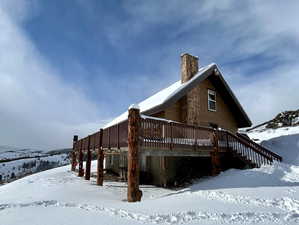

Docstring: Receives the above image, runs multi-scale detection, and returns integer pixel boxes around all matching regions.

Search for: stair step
[229,150,260,167]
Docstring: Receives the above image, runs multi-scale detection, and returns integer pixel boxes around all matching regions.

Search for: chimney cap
[180,53,199,59]
[128,103,140,110]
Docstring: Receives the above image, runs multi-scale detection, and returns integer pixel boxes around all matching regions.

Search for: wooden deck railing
[141,118,214,150]
[102,120,128,149]
[139,118,282,167]
[73,116,282,167]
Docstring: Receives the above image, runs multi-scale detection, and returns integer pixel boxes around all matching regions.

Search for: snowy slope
[0,128,299,224]
[248,126,299,166]
[247,126,299,143]
[0,146,70,183]
[0,163,299,224]
[0,154,69,183]
[0,145,44,160]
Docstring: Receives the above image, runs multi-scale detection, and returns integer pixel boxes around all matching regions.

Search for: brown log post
[71,135,78,171]
[97,129,104,186]
[170,122,173,150]
[127,106,142,202]
[108,127,111,149]
[85,136,91,180]
[210,130,221,176]
[117,123,120,149]
[78,140,84,177]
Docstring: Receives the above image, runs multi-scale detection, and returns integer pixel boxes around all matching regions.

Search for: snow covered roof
[104,63,251,128]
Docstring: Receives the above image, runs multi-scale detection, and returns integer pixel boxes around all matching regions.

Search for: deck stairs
[220,130,282,168]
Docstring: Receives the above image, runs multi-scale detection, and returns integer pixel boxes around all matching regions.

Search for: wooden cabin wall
[150,111,165,118]
[160,78,238,133]
[195,78,238,133]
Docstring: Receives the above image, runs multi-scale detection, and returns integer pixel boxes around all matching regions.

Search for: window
[208,89,216,111]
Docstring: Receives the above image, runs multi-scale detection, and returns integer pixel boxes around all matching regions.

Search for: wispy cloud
[0,0,298,150]
[0,2,105,150]
[117,0,299,123]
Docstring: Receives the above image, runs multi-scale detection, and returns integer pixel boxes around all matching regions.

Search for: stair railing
[223,131,282,167]
[236,132,282,162]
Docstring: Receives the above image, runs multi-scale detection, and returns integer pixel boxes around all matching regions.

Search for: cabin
[71,53,282,202]
[104,53,251,132]
[103,53,256,185]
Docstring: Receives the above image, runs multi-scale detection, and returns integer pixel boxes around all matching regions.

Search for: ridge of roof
[103,62,252,128]
[103,64,215,128]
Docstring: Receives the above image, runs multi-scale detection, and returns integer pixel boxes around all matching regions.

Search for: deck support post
[211,130,221,176]
[97,129,104,186]
[127,107,142,202]
[85,136,91,180]
[78,140,84,177]
[71,135,78,171]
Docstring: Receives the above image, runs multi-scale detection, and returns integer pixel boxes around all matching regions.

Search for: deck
[71,108,282,202]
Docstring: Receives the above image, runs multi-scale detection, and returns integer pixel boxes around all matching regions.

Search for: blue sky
[0,0,299,149]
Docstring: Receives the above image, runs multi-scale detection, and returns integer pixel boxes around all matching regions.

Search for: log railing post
[127,105,142,202]
[117,124,120,149]
[78,140,84,177]
[170,122,173,150]
[97,129,104,186]
[71,135,78,171]
[85,136,91,180]
[210,130,221,176]
[108,127,111,149]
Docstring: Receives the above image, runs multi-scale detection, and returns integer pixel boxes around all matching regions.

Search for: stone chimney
[180,53,200,126]
[181,53,199,83]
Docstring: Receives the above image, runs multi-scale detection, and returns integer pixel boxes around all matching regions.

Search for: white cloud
[68,0,299,126]
[120,0,299,124]
[229,64,299,124]
[0,3,104,150]
[1,0,298,152]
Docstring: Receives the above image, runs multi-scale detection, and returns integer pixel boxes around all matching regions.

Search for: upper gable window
[208,89,216,112]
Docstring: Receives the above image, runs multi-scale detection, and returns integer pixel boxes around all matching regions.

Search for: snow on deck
[103,64,215,128]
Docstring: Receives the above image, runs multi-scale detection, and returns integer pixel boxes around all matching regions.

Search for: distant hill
[0,145,71,184]
[247,109,299,132]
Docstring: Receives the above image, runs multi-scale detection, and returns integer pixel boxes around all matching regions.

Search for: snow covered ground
[0,145,70,183]
[248,125,299,166]
[0,163,299,224]
[0,154,69,183]
[0,127,298,224]
[247,125,299,143]
[0,145,44,160]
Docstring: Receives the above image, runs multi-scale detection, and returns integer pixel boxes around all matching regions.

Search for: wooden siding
[160,77,238,133]
[151,111,165,119]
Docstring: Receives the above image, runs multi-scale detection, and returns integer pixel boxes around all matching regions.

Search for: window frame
[207,89,216,112]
